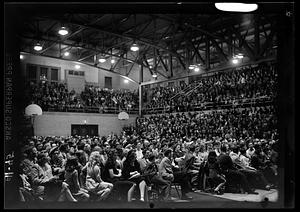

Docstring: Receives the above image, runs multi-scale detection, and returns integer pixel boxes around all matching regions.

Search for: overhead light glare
[64,51,70,57]
[58,26,69,36]
[130,43,139,51]
[99,58,106,63]
[20,55,24,59]
[194,67,200,72]
[236,54,244,59]
[215,3,258,12]
[124,79,129,83]
[34,43,43,51]
[111,59,116,64]
[189,65,195,70]
[75,64,80,69]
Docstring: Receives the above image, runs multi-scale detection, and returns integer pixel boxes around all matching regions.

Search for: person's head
[59,143,69,153]
[164,149,173,159]
[189,145,196,153]
[148,154,156,162]
[220,144,227,153]
[143,149,151,159]
[65,156,79,172]
[126,150,137,163]
[88,151,101,165]
[37,153,50,166]
[136,142,142,150]
[207,151,217,163]
[107,149,118,162]
[36,143,43,152]
[240,148,246,156]
[232,146,239,154]
[248,142,254,150]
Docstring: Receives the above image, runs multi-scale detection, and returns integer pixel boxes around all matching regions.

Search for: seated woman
[64,157,90,201]
[122,150,147,202]
[203,151,226,194]
[102,149,136,202]
[84,151,113,201]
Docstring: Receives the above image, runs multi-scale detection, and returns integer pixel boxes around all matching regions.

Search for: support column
[139,65,143,116]
[205,37,210,70]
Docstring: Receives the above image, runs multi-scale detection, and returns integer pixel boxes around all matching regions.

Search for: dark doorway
[71,124,98,136]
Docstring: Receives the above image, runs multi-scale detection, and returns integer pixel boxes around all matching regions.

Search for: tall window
[51,68,58,81]
[40,67,48,81]
[26,64,37,80]
[104,77,112,89]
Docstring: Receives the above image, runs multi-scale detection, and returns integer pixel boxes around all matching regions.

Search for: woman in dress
[122,150,147,201]
[84,151,113,201]
[103,149,136,202]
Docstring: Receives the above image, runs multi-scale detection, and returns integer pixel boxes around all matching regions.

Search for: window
[69,70,74,75]
[74,71,79,76]
[51,68,58,81]
[40,67,48,80]
[26,65,37,80]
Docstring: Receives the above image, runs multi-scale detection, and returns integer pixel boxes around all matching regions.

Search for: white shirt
[136,149,143,160]
[246,148,255,158]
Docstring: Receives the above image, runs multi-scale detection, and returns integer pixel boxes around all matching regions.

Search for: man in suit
[159,149,192,200]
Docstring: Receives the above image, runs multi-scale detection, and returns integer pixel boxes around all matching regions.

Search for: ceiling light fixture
[58,26,69,36]
[188,65,195,70]
[130,43,139,51]
[64,51,70,57]
[124,79,129,83]
[215,3,258,12]
[99,58,106,63]
[236,53,244,59]
[75,64,80,69]
[152,73,158,78]
[20,55,24,59]
[33,42,43,51]
[111,58,116,64]
[194,67,200,72]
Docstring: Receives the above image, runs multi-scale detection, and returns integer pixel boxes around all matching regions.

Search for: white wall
[20,54,139,91]
[34,112,138,137]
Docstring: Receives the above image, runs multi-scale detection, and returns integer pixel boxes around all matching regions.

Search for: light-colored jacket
[158,157,174,181]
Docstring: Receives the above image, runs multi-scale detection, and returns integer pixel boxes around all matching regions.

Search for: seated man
[143,154,171,201]
[158,149,192,200]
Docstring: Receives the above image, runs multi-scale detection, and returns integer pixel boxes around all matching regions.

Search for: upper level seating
[143,63,277,114]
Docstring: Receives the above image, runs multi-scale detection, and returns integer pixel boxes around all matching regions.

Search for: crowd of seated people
[25,82,139,113]
[15,106,278,203]
[25,81,84,112]
[80,85,139,111]
[144,63,277,113]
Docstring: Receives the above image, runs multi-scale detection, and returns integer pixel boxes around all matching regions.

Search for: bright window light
[130,43,139,51]
[64,51,70,57]
[215,3,258,12]
[58,27,69,36]
[75,65,80,69]
[33,43,43,51]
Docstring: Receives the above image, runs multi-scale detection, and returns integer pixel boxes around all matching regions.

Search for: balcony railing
[142,96,275,115]
[46,105,139,114]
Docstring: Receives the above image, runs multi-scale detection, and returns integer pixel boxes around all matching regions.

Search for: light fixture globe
[215,3,258,12]
[34,43,43,51]
[58,26,69,36]
[75,64,80,69]
[194,67,200,72]
[64,51,70,57]
[25,104,43,116]
[188,65,195,70]
[130,43,139,51]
